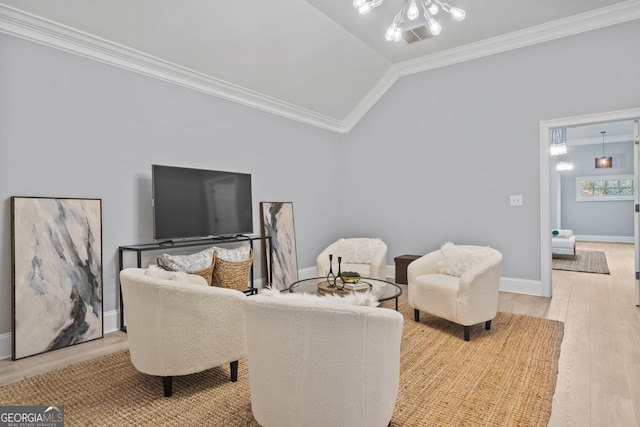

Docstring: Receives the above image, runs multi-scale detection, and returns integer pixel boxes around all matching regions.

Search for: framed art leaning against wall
[11,196,103,360]
[260,202,298,291]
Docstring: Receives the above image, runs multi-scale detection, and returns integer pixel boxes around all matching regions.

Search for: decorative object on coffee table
[317,279,372,295]
[317,238,388,280]
[260,202,298,290]
[290,277,402,310]
[341,271,361,283]
[326,254,337,287]
[11,196,103,360]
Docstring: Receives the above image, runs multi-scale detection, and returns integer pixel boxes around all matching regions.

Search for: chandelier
[549,128,567,156]
[595,130,612,168]
[353,0,466,42]
[556,157,574,172]
[550,128,573,171]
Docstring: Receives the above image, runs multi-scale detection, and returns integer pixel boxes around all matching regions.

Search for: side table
[394,254,421,284]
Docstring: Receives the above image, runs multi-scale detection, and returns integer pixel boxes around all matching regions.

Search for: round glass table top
[289,277,402,307]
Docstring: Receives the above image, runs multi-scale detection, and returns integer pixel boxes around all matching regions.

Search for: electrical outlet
[510,195,523,206]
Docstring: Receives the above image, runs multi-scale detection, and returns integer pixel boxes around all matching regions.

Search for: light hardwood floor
[1,241,638,426]
[499,241,640,427]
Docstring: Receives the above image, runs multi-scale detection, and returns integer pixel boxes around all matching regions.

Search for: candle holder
[335,256,345,290]
[326,254,337,287]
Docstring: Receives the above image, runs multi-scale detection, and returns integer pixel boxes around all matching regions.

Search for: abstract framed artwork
[260,202,298,291]
[11,196,103,360]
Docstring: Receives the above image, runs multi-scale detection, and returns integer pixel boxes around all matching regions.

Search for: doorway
[539,108,640,299]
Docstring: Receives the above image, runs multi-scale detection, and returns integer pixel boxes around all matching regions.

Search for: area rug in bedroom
[552,250,610,274]
[0,299,564,426]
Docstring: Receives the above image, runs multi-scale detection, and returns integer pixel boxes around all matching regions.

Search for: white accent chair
[119,268,247,397]
[551,229,576,258]
[316,238,388,280]
[407,245,502,341]
[244,292,404,427]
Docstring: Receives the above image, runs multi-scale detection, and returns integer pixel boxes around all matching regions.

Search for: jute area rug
[552,250,610,274]
[0,299,564,426]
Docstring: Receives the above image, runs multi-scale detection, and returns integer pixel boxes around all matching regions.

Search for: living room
[1,1,640,425]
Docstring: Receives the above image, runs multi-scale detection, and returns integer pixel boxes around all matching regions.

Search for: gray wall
[339,20,640,280]
[1,20,640,339]
[0,35,343,337]
[560,140,634,237]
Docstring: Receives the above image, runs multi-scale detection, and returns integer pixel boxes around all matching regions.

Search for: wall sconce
[595,131,612,169]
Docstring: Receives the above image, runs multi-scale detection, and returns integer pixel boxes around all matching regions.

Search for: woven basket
[211,249,253,291]
[156,256,215,285]
[192,262,215,285]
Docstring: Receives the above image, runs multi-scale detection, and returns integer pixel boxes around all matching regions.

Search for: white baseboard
[0,309,121,360]
[499,276,545,296]
[576,235,633,243]
[0,333,11,360]
[298,266,318,280]
[307,265,545,297]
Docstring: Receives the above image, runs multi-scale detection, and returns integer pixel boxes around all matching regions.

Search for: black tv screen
[152,165,253,241]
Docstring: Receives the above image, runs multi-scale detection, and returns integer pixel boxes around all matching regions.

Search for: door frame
[539,107,640,298]
[635,120,640,306]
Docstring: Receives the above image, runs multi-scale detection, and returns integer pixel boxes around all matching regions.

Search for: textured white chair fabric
[407,245,502,341]
[316,238,388,280]
[120,268,247,396]
[551,229,576,257]
[244,293,404,427]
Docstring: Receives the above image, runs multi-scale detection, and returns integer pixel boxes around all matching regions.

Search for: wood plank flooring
[498,241,639,427]
[0,241,638,426]
[546,242,640,427]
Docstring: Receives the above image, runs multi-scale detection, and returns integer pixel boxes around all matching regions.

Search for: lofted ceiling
[1,0,639,132]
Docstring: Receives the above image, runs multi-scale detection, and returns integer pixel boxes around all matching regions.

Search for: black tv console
[118,235,272,332]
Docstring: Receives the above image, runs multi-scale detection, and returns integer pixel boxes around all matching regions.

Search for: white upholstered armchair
[316,238,388,280]
[244,292,404,427]
[407,244,502,341]
[119,268,247,396]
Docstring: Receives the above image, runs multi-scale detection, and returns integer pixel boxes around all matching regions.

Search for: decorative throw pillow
[437,242,493,277]
[260,287,379,307]
[157,246,214,272]
[212,245,251,262]
[145,265,195,283]
[337,238,381,264]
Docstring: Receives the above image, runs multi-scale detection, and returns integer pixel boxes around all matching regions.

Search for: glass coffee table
[289,277,402,310]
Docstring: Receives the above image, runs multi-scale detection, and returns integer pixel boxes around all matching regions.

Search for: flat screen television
[152,164,253,242]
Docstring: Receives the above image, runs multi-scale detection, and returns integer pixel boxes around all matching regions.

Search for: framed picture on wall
[260,202,299,291]
[11,196,103,360]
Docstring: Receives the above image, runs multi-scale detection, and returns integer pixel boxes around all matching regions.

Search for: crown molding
[395,0,640,76]
[341,67,400,132]
[0,4,344,133]
[347,1,640,132]
[1,2,639,134]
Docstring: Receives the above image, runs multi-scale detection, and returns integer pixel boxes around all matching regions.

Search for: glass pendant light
[550,128,567,156]
[353,0,465,41]
[556,154,574,171]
